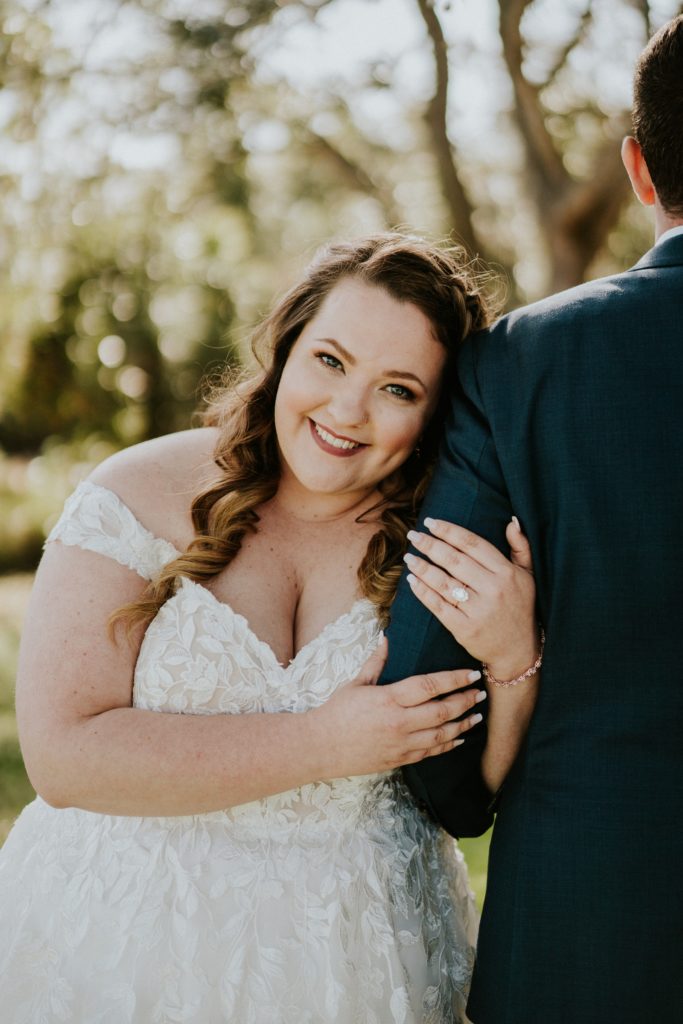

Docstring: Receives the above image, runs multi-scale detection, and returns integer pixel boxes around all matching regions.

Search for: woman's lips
[308,419,368,457]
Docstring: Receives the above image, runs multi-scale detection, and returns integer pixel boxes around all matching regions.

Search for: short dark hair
[633,15,683,216]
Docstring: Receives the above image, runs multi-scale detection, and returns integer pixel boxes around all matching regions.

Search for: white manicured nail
[424,517,436,530]
[475,690,488,703]
[468,670,482,682]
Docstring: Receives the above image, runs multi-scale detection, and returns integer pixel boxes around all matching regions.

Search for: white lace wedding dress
[0,482,477,1023]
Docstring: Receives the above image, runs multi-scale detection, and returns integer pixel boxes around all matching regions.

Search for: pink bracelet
[482,629,545,687]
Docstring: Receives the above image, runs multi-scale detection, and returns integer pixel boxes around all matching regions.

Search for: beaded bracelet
[482,629,545,687]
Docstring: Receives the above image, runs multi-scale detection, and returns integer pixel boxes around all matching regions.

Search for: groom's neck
[653,202,683,241]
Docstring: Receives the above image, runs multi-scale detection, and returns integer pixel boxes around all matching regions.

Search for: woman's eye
[317,352,343,370]
[385,383,415,401]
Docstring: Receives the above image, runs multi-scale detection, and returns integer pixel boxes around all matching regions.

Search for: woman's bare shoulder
[88,427,221,547]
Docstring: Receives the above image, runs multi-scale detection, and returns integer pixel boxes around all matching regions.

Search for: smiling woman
[273,277,446,507]
[0,234,539,1023]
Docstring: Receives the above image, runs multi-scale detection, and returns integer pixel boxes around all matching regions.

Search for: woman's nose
[326,384,370,429]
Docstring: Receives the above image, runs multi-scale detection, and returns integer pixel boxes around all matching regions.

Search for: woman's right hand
[310,636,486,778]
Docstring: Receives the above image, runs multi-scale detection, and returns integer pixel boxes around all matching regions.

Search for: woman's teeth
[314,424,361,450]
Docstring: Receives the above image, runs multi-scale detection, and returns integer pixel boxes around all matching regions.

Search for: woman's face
[274,277,447,506]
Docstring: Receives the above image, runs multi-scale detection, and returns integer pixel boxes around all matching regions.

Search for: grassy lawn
[459,830,492,910]
[0,716,35,845]
[0,572,491,904]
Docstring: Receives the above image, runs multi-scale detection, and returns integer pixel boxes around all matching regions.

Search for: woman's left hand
[404,516,538,680]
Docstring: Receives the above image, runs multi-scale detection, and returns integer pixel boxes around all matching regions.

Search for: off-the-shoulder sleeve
[45,480,180,581]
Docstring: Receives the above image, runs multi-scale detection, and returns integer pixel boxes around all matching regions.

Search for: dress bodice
[48,481,387,832]
[48,481,380,717]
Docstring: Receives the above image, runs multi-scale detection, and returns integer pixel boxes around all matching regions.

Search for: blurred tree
[0,0,244,456]
[420,0,665,291]
[141,0,678,295]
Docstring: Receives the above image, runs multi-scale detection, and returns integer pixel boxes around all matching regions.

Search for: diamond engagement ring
[451,585,469,604]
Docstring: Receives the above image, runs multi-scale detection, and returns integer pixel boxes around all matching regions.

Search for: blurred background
[1,0,680,902]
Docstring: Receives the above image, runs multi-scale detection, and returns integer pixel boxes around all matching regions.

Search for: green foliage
[0,733,35,847]
[0,574,32,712]
[0,241,239,456]
[460,831,492,911]
[0,440,120,571]
[0,575,34,846]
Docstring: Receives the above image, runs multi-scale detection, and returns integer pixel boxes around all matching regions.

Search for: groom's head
[622,14,683,225]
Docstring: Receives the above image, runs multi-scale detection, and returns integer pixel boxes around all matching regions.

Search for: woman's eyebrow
[316,338,356,364]
[317,338,427,390]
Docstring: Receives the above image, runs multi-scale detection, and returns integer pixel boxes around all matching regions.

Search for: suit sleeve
[379,334,513,837]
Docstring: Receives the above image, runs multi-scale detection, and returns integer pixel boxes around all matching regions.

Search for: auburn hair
[112,233,493,633]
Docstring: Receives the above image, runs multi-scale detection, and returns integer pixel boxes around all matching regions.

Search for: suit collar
[630,232,683,272]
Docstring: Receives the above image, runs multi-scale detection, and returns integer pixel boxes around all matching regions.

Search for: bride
[0,234,538,1022]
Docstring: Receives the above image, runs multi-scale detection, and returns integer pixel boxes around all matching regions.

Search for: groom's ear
[621,136,656,206]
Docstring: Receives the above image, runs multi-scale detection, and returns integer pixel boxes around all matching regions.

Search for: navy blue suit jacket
[381,234,683,1023]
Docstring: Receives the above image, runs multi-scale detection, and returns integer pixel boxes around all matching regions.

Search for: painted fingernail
[404,552,417,566]
[424,517,436,530]
[453,739,465,747]
[406,573,417,586]
[475,690,488,703]
[467,670,482,682]
[511,515,521,530]
[406,530,420,544]
[470,712,483,725]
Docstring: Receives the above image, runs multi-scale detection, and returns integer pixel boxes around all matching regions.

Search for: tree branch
[302,129,401,225]
[541,3,593,89]
[415,0,480,255]
[631,0,653,37]
[498,0,567,193]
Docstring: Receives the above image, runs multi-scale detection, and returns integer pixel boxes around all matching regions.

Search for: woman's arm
[400,516,540,794]
[478,666,539,796]
[16,541,485,816]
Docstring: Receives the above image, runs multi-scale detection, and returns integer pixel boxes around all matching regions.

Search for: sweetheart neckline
[176,578,374,671]
[78,480,377,671]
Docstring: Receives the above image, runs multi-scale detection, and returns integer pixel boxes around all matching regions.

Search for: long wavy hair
[113,233,493,633]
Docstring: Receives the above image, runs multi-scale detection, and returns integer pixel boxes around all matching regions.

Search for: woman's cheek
[380,407,425,462]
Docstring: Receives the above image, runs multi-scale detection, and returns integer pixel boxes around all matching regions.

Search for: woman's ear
[621,136,656,207]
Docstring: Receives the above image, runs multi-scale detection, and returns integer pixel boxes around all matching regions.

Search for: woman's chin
[282,469,377,504]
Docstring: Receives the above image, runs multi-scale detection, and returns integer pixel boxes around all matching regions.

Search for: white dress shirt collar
[655,223,683,247]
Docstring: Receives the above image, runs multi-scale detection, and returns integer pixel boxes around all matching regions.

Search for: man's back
[468,236,683,1022]
[382,234,683,1022]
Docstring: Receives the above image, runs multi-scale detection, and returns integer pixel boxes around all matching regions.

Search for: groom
[382,15,683,1024]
